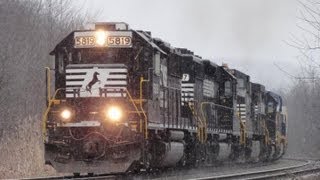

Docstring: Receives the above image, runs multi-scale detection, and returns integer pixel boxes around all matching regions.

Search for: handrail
[123,88,142,118]
[139,76,149,139]
[123,88,143,134]
[45,67,51,106]
[235,106,247,145]
[201,102,234,111]
[42,88,64,142]
[200,102,235,143]
[188,101,206,143]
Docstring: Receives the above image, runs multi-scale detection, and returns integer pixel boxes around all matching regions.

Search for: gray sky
[77,0,301,91]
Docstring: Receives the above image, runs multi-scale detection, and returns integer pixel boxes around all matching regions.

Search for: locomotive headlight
[96,31,106,46]
[105,106,123,122]
[60,109,72,121]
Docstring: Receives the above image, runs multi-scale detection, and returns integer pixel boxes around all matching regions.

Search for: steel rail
[21,172,126,180]
[245,163,320,180]
[196,159,311,180]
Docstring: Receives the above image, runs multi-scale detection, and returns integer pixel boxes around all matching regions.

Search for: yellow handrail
[124,88,143,134]
[139,76,149,139]
[188,101,206,143]
[45,67,50,106]
[123,89,142,118]
[236,107,247,145]
[200,102,235,143]
[42,88,63,142]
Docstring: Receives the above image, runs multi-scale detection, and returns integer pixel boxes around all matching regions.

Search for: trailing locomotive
[43,22,288,174]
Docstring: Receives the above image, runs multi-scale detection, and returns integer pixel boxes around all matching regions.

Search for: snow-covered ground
[0,116,57,179]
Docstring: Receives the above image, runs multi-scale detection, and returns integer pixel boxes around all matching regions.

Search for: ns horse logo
[85,72,101,94]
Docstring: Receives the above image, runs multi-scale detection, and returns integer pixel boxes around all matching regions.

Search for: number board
[74,31,132,48]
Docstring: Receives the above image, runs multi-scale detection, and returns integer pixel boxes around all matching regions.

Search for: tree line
[0,0,96,178]
[0,0,94,135]
[285,0,320,157]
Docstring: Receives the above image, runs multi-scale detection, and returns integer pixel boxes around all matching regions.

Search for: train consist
[43,22,288,174]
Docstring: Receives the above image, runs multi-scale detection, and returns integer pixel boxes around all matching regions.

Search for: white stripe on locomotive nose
[66,75,127,81]
[104,81,127,85]
[66,68,127,73]
[66,80,127,86]
[66,75,87,80]
[65,92,127,97]
[181,88,194,92]
[236,104,246,107]
[106,75,127,79]
[181,82,195,103]
[66,68,91,73]
[66,81,127,86]
[181,83,194,88]
[183,93,194,96]
[106,93,127,97]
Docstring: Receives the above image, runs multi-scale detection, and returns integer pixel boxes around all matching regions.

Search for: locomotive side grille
[65,64,127,98]
[181,83,194,105]
[203,79,215,98]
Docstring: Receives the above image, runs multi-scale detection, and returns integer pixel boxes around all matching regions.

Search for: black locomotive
[43,22,287,174]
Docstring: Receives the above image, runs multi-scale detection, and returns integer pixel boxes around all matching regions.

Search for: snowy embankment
[0,115,56,179]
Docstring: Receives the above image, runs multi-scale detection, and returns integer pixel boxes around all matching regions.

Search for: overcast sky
[76,0,301,91]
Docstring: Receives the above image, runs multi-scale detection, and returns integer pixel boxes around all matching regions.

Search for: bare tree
[0,0,97,177]
[285,0,320,158]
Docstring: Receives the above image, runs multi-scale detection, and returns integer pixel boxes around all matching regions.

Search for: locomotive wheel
[204,143,212,164]
[184,135,198,167]
[205,142,219,164]
[245,146,252,160]
[281,142,286,156]
[177,153,187,167]
[265,145,273,161]
[274,142,284,159]
[259,142,268,162]
[229,144,239,160]
[245,140,252,160]
[127,160,143,173]
[194,143,203,167]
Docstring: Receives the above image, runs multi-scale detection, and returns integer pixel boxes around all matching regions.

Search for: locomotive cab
[265,91,287,158]
[251,83,266,136]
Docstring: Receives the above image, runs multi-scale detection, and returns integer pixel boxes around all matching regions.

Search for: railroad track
[23,159,318,180]
[21,172,125,180]
[197,159,319,180]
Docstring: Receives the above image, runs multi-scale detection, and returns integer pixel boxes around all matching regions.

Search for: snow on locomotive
[43,22,288,174]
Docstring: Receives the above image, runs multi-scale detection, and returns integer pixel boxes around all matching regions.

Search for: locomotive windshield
[71,48,131,64]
